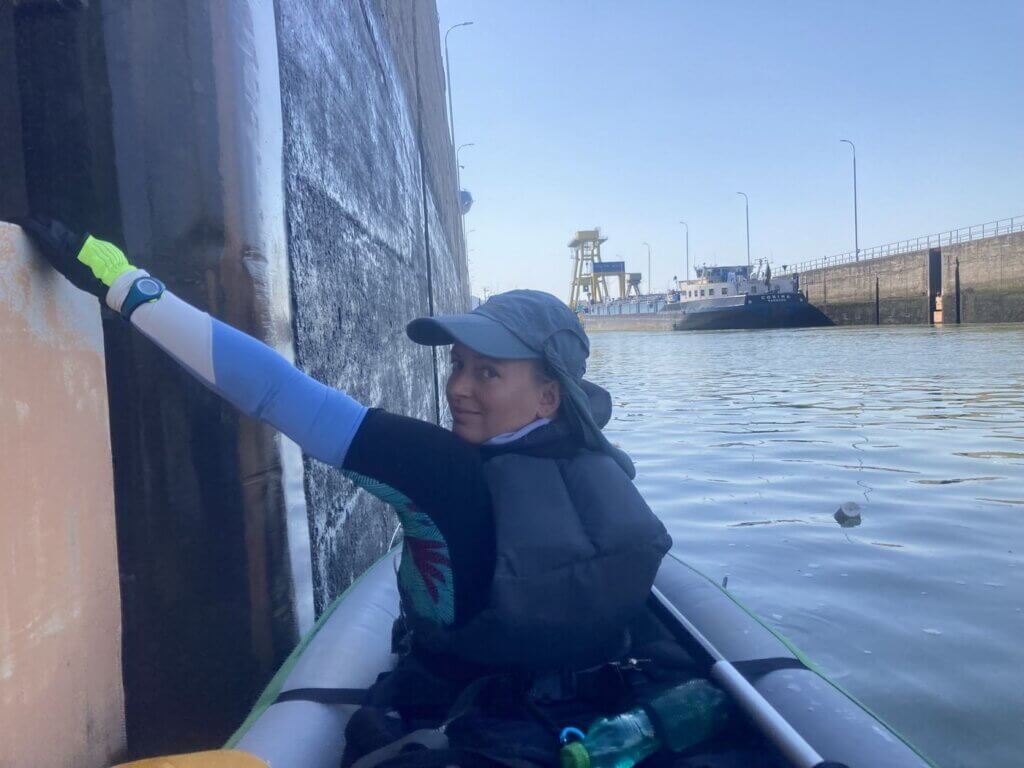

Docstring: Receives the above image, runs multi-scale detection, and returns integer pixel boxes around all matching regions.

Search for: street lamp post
[457,142,474,170]
[454,142,474,288]
[444,21,473,216]
[642,242,652,294]
[444,21,473,146]
[840,139,859,260]
[736,192,750,269]
[679,220,689,283]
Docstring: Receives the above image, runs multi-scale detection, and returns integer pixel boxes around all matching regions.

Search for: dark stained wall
[0,2,27,219]
[97,1,299,756]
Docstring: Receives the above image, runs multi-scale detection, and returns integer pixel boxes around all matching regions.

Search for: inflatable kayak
[119,549,934,768]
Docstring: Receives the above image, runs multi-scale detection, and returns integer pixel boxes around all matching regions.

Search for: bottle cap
[559,741,590,768]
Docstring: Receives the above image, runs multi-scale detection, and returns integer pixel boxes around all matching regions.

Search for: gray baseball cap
[406,310,540,360]
[407,290,635,477]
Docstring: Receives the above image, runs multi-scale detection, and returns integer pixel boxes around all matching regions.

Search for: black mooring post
[875,276,880,325]
[955,258,962,324]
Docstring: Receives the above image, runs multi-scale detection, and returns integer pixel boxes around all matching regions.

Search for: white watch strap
[106,268,150,313]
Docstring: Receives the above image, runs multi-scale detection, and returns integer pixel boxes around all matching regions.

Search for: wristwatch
[120,275,166,319]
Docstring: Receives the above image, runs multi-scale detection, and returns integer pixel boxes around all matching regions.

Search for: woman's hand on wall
[13,216,137,300]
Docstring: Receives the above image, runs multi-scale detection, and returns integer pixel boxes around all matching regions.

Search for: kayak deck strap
[731,656,807,680]
[274,687,369,706]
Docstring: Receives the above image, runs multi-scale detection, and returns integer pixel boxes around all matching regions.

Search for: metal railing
[779,215,1024,274]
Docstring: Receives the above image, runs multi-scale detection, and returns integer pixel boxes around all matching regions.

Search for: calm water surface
[588,324,1024,768]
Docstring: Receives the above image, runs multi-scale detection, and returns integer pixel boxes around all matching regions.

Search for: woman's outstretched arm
[110,269,367,466]
[15,217,366,466]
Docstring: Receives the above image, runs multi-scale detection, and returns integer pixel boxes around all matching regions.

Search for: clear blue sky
[436,0,1024,300]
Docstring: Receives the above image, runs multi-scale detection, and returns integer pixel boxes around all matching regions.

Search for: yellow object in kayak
[113,749,268,768]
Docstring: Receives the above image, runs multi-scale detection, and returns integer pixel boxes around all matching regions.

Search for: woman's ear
[537,380,562,419]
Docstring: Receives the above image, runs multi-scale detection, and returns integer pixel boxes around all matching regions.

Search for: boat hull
[674,293,833,331]
[217,548,931,768]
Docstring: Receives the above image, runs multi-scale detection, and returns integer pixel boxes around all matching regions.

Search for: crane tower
[568,229,611,310]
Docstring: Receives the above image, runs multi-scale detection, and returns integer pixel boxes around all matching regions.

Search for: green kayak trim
[224,551,395,748]
[666,551,937,768]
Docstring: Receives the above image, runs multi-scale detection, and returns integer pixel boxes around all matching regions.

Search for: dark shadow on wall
[6,1,293,757]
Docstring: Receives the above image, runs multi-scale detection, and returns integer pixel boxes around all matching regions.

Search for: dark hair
[531,359,556,385]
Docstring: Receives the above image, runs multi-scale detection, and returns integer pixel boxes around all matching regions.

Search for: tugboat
[671,262,832,331]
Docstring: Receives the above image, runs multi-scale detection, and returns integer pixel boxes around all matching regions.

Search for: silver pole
[652,588,825,768]
[679,220,689,282]
[840,139,859,260]
[642,242,652,293]
[444,21,473,147]
[737,192,750,269]
[445,21,474,210]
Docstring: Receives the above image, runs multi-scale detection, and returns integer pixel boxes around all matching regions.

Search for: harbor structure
[577,218,1024,331]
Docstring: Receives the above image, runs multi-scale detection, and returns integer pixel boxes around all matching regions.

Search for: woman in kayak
[16,217,671,684]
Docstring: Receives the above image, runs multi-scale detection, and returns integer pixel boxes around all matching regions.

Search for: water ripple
[589,324,1024,768]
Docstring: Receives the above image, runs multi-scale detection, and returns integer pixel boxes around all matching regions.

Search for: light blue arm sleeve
[125,285,366,466]
[211,320,367,466]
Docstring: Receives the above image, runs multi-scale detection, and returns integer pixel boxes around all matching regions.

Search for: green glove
[13,216,137,299]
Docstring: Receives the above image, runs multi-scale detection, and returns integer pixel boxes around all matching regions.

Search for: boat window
[700,289,705,297]
[722,288,728,295]
[709,288,715,296]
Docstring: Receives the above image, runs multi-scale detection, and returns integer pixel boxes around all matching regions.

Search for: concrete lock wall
[800,251,931,325]
[0,225,126,767]
[942,232,1024,324]
[800,230,1024,326]
[2,0,466,759]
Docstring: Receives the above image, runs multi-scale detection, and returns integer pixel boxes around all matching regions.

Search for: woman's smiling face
[445,342,561,444]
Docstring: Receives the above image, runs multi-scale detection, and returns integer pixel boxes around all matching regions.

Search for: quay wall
[798,230,1024,326]
[1,0,465,760]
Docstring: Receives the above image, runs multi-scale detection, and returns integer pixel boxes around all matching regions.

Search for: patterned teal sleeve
[343,470,455,627]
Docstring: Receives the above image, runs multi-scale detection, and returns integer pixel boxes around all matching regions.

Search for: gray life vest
[410,450,673,671]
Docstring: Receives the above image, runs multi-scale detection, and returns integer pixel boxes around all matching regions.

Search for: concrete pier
[583,311,681,332]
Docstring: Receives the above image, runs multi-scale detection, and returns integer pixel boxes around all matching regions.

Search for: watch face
[137,278,161,297]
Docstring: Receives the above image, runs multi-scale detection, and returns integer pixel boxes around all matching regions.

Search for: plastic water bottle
[559,679,730,768]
